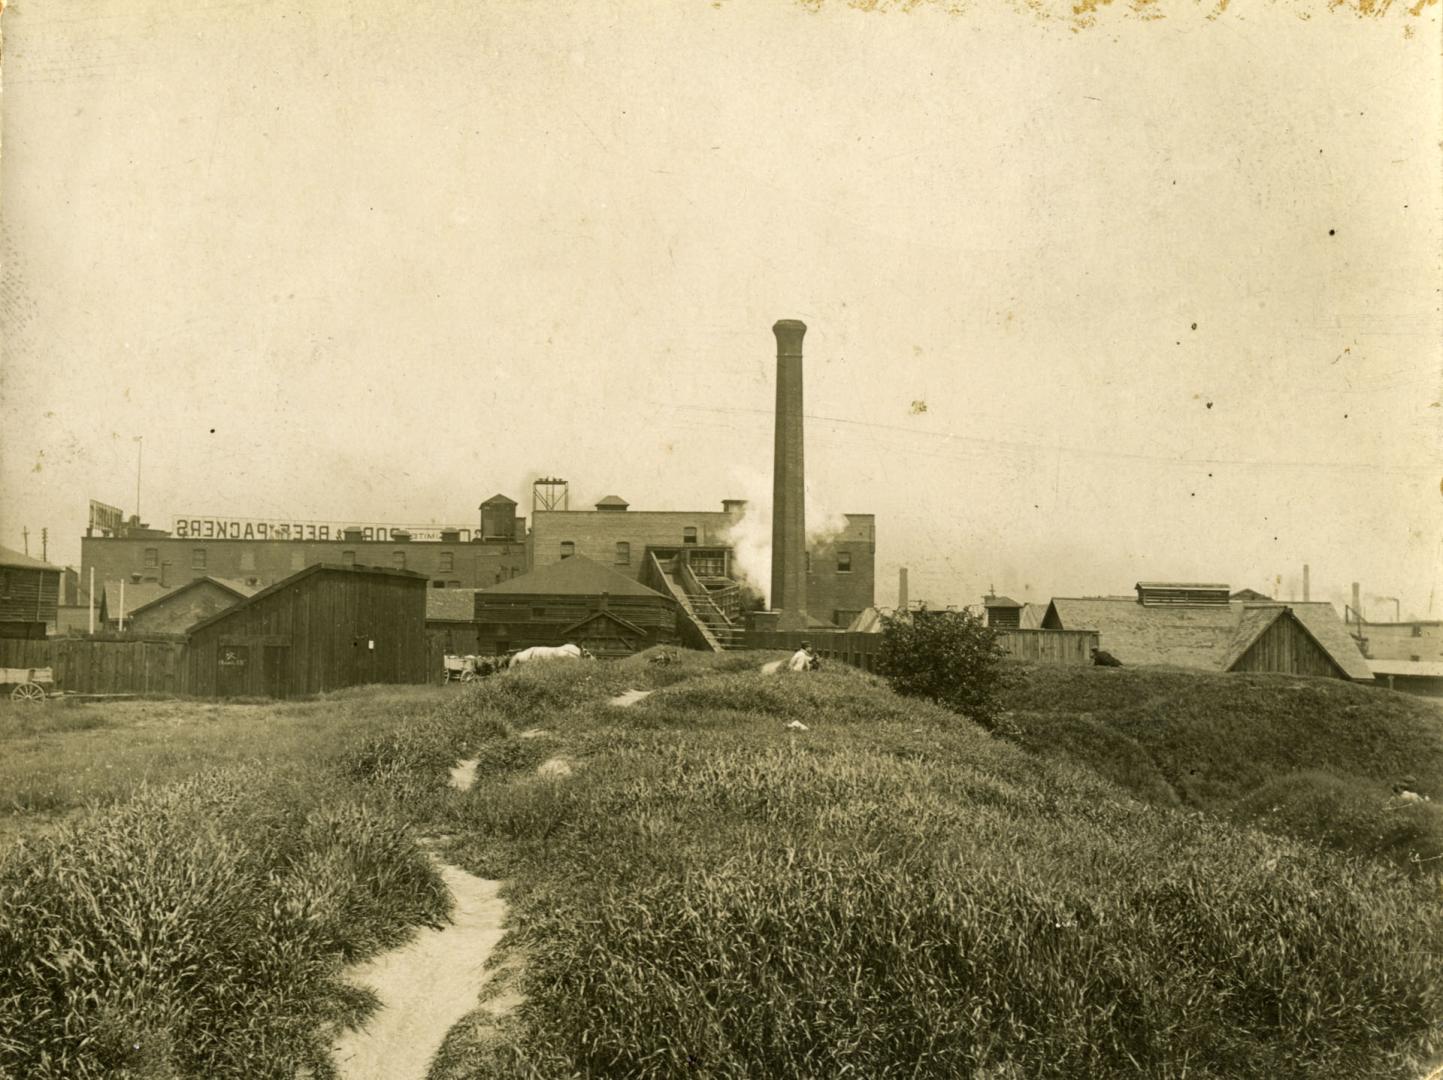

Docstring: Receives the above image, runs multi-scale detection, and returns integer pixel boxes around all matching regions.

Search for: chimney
[898,567,909,611]
[1352,581,1362,624]
[722,498,748,516]
[771,319,808,630]
[1303,564,1310,602]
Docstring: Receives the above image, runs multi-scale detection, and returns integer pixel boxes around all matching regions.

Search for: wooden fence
[739,627,1099,672]
[740,630,884,672]
[0,636,189,695]
[995,629,1099,665]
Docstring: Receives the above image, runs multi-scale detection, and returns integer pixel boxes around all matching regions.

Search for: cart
[1,667,54,702]
[443,654,481,683]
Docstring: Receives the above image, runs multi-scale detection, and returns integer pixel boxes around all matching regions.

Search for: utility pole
[135,436,144,524]
[21,526,28,556]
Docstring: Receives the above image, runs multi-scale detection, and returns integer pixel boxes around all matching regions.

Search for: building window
[1412,625,1424,637]
[192,548,207,570]
[144,548,159,569]
[439,551,454,572]
[615,541,630,565]
[342,550,356,567]
[448,580,461,588]
[837,551,852,573]
[239,549,256,571]
[560,541,575,559]
[392,551,406,569]
[432,580,446,588]
[683,527,697,545]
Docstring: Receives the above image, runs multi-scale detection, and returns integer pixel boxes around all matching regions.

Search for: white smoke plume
[721,466,852,609]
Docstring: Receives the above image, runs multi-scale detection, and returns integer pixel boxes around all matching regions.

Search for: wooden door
[216,644,249,697]
[263,645,290,699]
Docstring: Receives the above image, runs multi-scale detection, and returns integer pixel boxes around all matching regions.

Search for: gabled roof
[1019,603,1049,629]
[125,576,258,617]
[983,595,1023,608]
[594,495,629,508]
[481,555,670,600]
[1230,588,1274,602]
[102,580,172,617]
[427,589,479,622]
[186,563,428,635]
[561,608,647,638]
[1043,596,1372,679]
[0,545,62,572]
[479,493,517,506]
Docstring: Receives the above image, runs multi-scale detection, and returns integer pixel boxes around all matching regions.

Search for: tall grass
[430,663,1443,1078]
[0,693,455,1079]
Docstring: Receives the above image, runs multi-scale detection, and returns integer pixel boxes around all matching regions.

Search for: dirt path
[331,861,507,1080]
[608,688,653,707]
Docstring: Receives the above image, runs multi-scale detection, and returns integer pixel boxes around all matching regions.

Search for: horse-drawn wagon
[1,667,55,702]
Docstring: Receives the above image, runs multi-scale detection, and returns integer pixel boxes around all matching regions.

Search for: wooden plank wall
[995,629,1099,665]
[0,637,188,694]
[1233,616,1345,679]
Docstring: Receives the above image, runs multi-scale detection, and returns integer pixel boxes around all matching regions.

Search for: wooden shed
[0,545,62,637]
[187,563,428,698]
[473,555,677,658]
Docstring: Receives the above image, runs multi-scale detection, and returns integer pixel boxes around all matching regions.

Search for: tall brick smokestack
[771,319,808,630]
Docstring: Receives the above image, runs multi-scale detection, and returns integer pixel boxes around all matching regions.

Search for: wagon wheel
[460,670,477,682]
[11,682,46,703]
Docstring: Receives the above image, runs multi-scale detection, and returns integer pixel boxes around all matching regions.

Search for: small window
[432,580,446,589]
[392,551,406,570]
[144,548,159,569]
[192,548,207,570]
[342,550,356,567]
[448,579,461,588]
[683,527,697,545]
[560,541,575,560]
[1412,625,1424,638]
[615,541,630,565]
[837,551,852,573]
[439,551,454,572]
[239,549,256,571]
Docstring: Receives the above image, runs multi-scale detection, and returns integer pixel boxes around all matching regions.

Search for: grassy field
[419,655,1443,1079]
[3,658,1442,1078]
[0,686,452,851]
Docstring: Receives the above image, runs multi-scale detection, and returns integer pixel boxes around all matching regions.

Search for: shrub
[876,607,1011,729]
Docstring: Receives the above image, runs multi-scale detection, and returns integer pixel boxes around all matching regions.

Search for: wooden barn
[1042,583,1373,681]
[473,555,677,658]
[0,545,62,638]
[187,563,428,698]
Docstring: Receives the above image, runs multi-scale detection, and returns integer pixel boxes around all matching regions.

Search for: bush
[876,607,1011,729]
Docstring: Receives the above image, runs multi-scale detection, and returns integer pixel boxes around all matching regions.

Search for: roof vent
[1135,582,1231,606]
[595,495,629,512]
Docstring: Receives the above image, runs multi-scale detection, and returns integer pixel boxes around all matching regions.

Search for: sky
[2,0,1440,618]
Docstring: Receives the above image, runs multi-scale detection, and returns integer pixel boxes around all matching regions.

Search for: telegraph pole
[41,528,48,562]
[21,526,28,556]
[135,436,144,523]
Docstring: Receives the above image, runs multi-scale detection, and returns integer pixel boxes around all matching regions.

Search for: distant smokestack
[1352,581,1362,624]
[898,567,909,611]
[1303,564,1310,602]
[771,319,808,630]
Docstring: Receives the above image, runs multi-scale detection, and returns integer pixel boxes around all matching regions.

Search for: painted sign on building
[172,515,474,543]
[89,500,125,535]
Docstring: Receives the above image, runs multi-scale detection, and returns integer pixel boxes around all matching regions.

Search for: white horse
[508,643,595,668]
[761,648,821,675]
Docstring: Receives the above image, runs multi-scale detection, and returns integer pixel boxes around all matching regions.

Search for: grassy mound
[431,662,1443,1079]
[1001,664,1443,873]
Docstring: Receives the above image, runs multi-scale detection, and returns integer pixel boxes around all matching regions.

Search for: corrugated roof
[1043,597,1372,679]
[427,589,478,622]
[481,555,669,599]
[0,545,62,572]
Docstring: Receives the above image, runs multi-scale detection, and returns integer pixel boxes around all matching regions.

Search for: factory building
[79,496,528,593]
